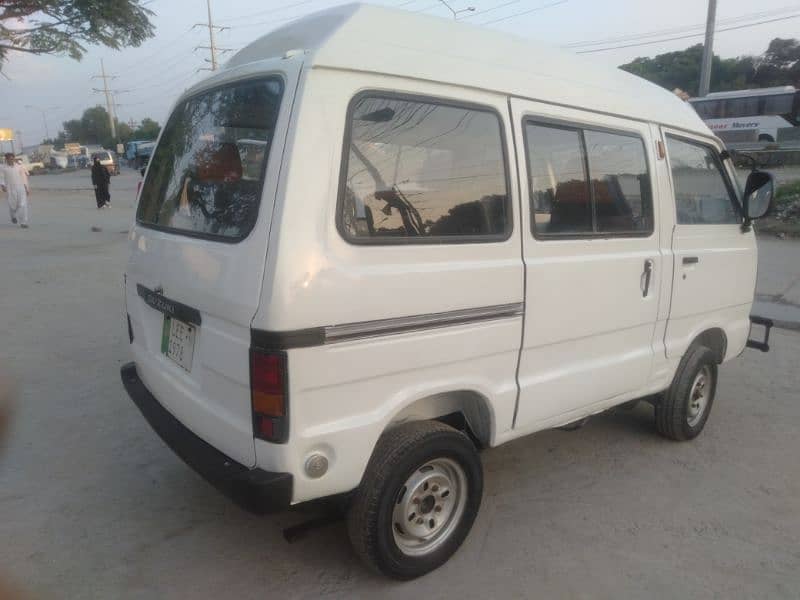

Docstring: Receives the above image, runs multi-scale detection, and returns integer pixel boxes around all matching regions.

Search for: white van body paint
[124,4,759,506]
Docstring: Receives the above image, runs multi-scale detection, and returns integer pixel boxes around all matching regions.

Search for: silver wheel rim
[391,457,468,557]
[687,365,712,427]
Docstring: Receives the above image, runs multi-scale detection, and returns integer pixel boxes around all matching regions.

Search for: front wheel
[655,345,718,441]
[347,421,482,580]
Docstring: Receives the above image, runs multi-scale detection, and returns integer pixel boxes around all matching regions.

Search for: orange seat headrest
[194,142,242,182]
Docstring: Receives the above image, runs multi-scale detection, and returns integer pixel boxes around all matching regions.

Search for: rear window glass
[137,77,283,241]
[339,95,509,242]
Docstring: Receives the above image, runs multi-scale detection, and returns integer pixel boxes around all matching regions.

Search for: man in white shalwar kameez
[0,153,30,228]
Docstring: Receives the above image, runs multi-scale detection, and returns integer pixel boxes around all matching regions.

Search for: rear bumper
[120,362,292,514]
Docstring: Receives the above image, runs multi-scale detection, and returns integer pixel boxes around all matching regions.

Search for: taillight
[250,349,288,443]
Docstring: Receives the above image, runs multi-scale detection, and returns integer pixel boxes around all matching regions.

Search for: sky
[2,0,799,147]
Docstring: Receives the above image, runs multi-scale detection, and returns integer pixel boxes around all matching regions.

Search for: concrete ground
[1,170,799,599]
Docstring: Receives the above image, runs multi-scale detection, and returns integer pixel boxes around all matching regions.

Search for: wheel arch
[388,390,494,449]
[692,327,727,364]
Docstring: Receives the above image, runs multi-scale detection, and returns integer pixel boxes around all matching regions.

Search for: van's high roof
[218,3,706,134]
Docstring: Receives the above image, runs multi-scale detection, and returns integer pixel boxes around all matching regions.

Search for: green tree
[116,121,134,144]
[53,106,162,147]
[753,38,800,88]
[0,0,154,65]
[42,132,66,148]
[620,38,799,96]
[620,44,758,96]
[133,117,160,140]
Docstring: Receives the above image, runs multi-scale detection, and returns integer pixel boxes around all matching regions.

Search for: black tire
[347,421,483,580]
[655,345,717,441]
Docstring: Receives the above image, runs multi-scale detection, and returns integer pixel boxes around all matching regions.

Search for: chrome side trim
[324,302,524,344]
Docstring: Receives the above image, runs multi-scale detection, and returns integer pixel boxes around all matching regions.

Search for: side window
[525,121,653,237]
[585,130,652,233]
[526,124,591,234]
[665,136,740,225]
[339,95,509,242]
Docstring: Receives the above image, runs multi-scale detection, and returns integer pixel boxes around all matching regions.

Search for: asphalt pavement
[0,170,798,599]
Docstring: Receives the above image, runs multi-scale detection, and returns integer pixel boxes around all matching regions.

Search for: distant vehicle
[92,150,120,175]
[125,140,156,169]
[689,86,800,146]
[17,155,45,173]
[50,152,68,169]
[68,154,89,169]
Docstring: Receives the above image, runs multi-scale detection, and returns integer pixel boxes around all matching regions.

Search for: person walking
[0,153,30,228]
[91,157,111,209]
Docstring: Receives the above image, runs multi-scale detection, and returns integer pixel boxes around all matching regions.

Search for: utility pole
[438,0,475,19]
[193,0,230,71]
[24,104,59,141]
[15,130,23,155]
[698,0,717,97]
[92,59,118,140]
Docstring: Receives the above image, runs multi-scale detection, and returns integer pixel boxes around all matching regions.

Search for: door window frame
[522,116,655,240]
[336,90,514,246]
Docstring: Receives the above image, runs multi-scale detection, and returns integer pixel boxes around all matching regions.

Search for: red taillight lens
[250,349,288,443]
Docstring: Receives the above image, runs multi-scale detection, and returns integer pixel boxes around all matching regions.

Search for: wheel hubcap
[687,365,712,427]
[391,458,467,556]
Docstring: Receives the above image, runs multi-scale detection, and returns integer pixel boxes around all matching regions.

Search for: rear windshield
[137,77,283,241]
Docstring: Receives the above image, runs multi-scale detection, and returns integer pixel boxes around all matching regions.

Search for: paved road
[754,237,800,327]
[1,171,798,599]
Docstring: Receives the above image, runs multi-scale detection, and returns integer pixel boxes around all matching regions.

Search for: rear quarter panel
[253,69,524,502]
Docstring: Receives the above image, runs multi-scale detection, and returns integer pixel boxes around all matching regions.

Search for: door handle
[642,259,654,298]
[682,256,700,265]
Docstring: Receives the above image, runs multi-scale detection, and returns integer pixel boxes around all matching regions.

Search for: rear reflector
[250,349,288,443]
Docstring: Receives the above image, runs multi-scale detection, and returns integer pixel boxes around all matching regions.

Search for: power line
[217,0,318,23]
[461,0,522,20]
[576,13,800,53]
[479,0,567,25]
[565,5,800,48]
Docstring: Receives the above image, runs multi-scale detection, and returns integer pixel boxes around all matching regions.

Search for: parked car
[16,155,45,173]
[120,4,775,580]
[49,153,68,169]
[91,150,120,175]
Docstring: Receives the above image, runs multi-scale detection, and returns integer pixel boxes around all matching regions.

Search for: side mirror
[743,170,774,222]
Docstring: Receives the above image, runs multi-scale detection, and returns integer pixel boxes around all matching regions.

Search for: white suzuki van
[121,3,775,579]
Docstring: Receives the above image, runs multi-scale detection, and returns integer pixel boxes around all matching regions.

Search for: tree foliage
[620,38,800,96]
[0,0,155,64]
[133,117,160,140]
[56,105,160,149]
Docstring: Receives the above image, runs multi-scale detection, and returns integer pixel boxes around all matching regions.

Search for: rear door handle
[683,256,699,265]
[642,259,654,297]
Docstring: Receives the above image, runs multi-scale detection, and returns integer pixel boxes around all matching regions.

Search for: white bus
[689,86,799,146]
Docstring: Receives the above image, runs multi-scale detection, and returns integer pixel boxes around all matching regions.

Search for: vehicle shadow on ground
[121,402,665,584]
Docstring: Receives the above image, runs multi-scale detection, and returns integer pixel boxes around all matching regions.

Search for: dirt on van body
[1,170,799,599]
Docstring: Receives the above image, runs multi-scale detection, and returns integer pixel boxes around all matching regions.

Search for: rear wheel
[347,421,482,580]
[655,345,717,441]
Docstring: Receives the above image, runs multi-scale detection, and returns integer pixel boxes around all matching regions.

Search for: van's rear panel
[125,61,300,468]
